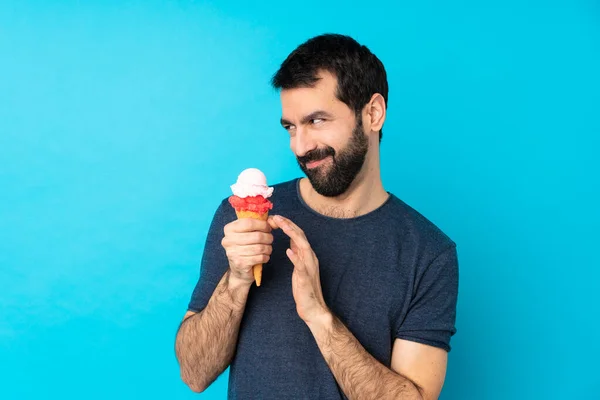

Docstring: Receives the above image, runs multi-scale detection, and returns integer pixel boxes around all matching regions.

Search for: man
[175,34,458,400]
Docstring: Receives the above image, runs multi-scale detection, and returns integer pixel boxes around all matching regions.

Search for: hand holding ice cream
[228,168,274,286]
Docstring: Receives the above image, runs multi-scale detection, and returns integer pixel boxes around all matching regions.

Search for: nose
[292,127,317,158]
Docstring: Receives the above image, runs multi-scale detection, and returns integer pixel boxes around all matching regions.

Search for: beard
[297,114,369,197]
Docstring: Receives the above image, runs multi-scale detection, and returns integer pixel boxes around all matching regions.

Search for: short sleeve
[394,245,459,352]
[187,199,236,313]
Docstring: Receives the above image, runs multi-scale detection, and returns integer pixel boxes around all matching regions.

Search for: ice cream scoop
[230,168,274,198]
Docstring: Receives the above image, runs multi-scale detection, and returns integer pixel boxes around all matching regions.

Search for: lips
[305,156,331,169]
[298,147,335,168]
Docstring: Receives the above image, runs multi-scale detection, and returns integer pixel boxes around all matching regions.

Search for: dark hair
[271,34,388,142]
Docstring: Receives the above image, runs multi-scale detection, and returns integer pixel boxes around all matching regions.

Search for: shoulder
[382,195,458,299]
[385,194,457,259]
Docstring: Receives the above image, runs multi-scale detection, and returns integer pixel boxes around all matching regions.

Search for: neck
[300,143,388,218]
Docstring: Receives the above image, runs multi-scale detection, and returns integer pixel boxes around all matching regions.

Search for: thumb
[286,248,306,273]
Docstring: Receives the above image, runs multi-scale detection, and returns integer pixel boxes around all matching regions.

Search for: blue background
[1,1,599,399]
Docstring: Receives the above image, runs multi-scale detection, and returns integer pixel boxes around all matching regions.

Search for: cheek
[286,124,349,156]
[324,128,352,152]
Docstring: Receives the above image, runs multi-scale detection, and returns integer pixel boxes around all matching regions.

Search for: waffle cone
[235,210,269,286]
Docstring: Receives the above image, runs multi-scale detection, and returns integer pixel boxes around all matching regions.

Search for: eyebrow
[280,110,334,127]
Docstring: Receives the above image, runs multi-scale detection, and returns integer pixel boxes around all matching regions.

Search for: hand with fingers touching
[270,214,330,325]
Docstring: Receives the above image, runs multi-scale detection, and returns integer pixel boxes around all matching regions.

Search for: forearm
[175,270,251,392]
[308,312,423,400]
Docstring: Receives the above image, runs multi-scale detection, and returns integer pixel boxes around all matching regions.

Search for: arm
[307,312,447,400]
[175,270,252,393]
[176,209,274,393]
[270,215,451,400]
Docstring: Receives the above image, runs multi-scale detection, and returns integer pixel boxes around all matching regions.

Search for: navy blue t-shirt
[188,178,458,399]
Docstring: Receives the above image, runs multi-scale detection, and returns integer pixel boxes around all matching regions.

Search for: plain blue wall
[1,1,598,399]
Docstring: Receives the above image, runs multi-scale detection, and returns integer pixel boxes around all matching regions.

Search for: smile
[306,156,332,169]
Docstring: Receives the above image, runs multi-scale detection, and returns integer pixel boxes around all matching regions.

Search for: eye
[311,118,324,125]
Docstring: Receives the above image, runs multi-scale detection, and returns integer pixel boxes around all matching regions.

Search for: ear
[364,93,386,134]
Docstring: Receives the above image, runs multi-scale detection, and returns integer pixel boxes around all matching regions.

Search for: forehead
[280,72,348,118]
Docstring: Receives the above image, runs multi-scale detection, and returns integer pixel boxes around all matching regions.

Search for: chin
[313,184,347,198]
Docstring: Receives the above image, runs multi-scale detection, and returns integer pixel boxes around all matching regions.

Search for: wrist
[227,271,253,290]
[306,307,334,337]
[226,270,253,305]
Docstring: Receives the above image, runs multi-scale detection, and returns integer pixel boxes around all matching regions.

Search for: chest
[307,225,411,364]
[246,223,413,366]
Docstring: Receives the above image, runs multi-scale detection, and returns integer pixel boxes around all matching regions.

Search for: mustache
[297,147,335,165]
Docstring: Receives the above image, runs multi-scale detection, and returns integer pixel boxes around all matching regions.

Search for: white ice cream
[230,168,274,198]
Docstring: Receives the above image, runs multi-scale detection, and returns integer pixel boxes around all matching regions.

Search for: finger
[274,215,306,236]
[275,216,311,251]
[235,244,272,257]
[286,248,306,273]
[230,232,273,246]
[267,216,279,230]
[290,240,303,261]
[230,218,272,233]
[240,254,270,265]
